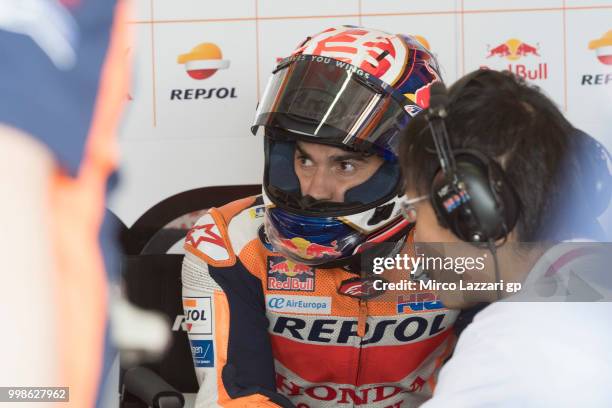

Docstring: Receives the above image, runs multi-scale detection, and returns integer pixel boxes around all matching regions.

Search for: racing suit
[182,195,459,407]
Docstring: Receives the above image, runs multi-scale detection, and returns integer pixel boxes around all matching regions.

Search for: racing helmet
[252,26,442,267]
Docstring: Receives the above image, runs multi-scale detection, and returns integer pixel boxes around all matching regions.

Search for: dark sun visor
[252,55,418,161]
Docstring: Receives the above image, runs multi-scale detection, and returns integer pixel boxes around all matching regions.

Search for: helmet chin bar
[268,186,362,213]
[262,200,414,270]
[319,223,412,271]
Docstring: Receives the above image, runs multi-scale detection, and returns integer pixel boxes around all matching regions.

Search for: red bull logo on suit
[267,256,316,292]
[277,237,341,260]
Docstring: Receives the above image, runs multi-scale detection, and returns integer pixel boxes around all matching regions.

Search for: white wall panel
[110,1,612,232]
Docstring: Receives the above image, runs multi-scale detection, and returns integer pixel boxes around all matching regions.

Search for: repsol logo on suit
[271,315,448,344]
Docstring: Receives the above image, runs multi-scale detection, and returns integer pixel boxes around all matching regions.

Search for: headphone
[425,77,612,244]
[426,80,521,244]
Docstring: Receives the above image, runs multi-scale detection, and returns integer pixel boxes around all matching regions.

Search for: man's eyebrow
[330,152,368,162]
[295,143,310,158]
[295,142,369,162]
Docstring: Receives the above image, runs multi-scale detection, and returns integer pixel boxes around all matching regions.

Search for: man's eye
[297,156,313,167]
[339,161,356,172]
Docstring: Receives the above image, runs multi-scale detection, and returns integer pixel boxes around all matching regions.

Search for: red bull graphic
[486,38,540,60]
[404,58,440,108]
[516,42,540,57]
[483,38,548,80]
[278,237,341,260]
[306,241,341,258]
[486,43,511,58]
[267,256,316,292]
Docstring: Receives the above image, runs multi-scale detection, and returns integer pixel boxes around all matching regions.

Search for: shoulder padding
[183,196,258,267]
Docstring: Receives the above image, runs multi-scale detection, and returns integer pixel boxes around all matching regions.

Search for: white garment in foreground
[421,302,612,407]
[422,245,612,407]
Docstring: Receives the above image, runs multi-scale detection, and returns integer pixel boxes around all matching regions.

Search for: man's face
[294,141,383,202]
[404,187,498,308]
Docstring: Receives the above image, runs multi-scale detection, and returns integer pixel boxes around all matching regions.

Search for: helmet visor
[252,55,417,161]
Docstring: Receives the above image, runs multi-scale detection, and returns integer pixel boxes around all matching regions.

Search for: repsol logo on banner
[170,87,237,100]
[271,315,448,344]
[582,31,612,86]
[277,374,411,406]
[173,42,238,100]
[581,73,612,85]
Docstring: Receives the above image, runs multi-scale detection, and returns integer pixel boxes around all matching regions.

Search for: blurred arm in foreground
[0,0,130,406]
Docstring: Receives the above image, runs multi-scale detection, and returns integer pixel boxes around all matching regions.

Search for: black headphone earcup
[483,157,521,236]
[431,166,484,242]
[430,152,520,243]
[425,75,522,243]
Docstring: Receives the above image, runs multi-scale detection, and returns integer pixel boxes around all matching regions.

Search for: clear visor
[252,55,413,160]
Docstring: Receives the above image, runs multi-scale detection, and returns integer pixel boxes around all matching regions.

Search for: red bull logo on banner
[482,38,548,80]
[267,256,316,292]
[486,39,540,60]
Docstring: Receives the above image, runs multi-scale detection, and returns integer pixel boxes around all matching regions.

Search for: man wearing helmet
[182,26,459,408]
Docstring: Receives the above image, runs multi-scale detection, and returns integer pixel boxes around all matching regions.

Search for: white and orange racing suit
[181,195,459,407]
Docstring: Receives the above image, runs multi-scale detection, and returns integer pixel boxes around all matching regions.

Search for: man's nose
[301,168,336,201]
